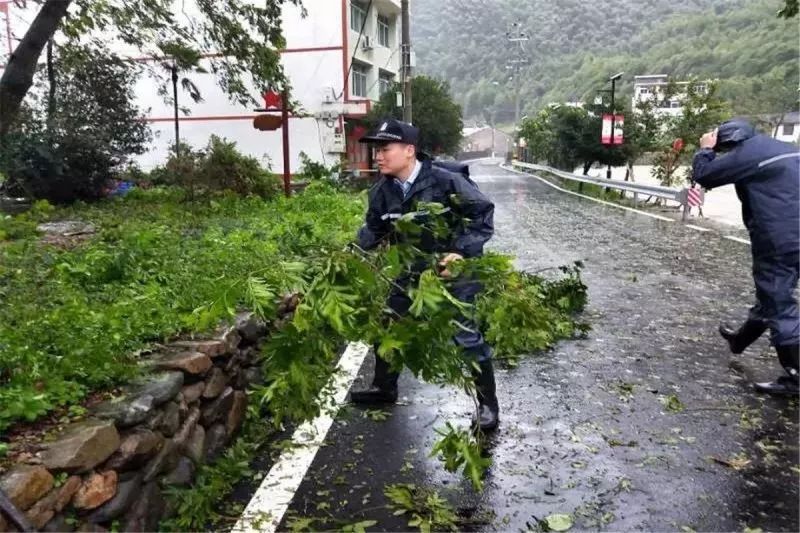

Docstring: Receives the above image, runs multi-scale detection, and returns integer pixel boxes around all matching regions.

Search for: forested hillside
[411,0,798,121]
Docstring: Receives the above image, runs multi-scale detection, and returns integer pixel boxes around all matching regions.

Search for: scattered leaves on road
[542,513,574,531]
[660,394,684,412]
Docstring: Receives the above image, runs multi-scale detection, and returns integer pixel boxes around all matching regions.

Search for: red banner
[601,114,624,145]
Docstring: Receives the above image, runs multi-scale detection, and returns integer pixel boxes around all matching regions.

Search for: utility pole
[171,63,179,155]
[513,66,520,126]
[506,59,529,125]
[606,72,623,180]
[505,23,529,126]
[401,0,412,124]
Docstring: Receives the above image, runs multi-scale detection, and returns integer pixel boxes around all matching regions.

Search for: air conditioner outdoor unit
[361,36,373,51]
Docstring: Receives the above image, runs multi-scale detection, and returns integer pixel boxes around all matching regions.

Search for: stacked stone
[0,312,269,532]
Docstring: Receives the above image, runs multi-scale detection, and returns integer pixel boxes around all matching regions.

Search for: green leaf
[543,513,573,532]
[660,394,684,413]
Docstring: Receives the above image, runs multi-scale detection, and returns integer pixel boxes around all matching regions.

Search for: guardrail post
[682,203,690,221]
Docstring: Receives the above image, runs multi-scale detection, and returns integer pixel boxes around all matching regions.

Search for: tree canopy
[519,80,731,184]
[412,0,798,122]
[369,76,464,155]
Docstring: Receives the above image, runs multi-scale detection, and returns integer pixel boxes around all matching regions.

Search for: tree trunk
[0,0,72,137]
[46,38,56,135]
[626,162,635,182]
[772,113,786,138]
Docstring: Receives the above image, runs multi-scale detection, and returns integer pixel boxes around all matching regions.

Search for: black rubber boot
[471,360,499,432]
[350,352,399,404]
[719,320,768,354]
[753,345,799,396]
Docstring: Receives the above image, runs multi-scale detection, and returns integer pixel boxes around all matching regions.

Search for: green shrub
[148,142,205,189]
[0,184,364,430]
[299,151,340,182]
[202,136,281,197]
[149,137,282,198]
[0,45,150,204]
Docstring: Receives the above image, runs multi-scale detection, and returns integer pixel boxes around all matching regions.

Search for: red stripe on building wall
[281,45,342,54]
[139,114,303,123]
[1,0,12,65]
[128,46,342,64]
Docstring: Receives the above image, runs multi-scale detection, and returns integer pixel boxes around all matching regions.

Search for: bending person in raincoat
[692,118,800,396]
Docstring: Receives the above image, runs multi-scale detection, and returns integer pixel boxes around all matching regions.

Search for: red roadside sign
[601,114,625,145]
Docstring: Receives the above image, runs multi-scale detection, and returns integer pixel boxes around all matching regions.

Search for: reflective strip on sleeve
[758,152,800,168]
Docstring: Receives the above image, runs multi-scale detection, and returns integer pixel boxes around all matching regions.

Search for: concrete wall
[462,128,512,155]
[774,123,800,144]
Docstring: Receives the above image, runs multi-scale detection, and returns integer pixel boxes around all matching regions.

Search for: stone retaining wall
[0,312,271,532]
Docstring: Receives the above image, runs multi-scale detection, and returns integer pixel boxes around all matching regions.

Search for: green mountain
[411,0,798,121]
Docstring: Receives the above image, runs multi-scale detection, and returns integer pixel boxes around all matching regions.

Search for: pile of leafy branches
[203,201,588,488]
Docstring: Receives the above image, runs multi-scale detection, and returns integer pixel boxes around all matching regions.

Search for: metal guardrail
[510,161,704,220]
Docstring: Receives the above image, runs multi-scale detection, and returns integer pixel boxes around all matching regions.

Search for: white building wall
[632,80,697,120]
[774,123,800,144]
[0,0,402,174]
[128,0,350,172]
[348,0,401,103]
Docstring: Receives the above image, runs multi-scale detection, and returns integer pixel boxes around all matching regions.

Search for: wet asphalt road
[276,160,799,532]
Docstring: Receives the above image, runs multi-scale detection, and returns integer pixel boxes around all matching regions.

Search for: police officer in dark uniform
[350,118,500,430]
[692,118,800,396]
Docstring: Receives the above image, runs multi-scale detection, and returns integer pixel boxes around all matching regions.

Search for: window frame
[350,1,367,32]
[377,15,391,47]
[378,71,394,97]
[352,63,369,98]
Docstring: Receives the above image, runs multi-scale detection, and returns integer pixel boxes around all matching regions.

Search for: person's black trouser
[749,251,799,349]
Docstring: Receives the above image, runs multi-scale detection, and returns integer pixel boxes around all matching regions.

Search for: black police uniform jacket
[357,155,494,259]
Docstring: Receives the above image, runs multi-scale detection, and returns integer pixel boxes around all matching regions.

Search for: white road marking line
[685,224,711,232]
[724,235,751,245]
[232,342,370,533]
[499,164,675,222]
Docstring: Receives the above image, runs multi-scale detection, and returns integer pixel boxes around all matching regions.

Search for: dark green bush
[149,136,281,198]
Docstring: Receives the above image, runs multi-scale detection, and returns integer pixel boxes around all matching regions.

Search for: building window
[639,87,651,95]
[377,15,391,47]
[352,63,368,98]
[785,124,795,136]
[670,100,681,109]
[379,72,394,96]
[351,1,367,32]
[694,83,707,93]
